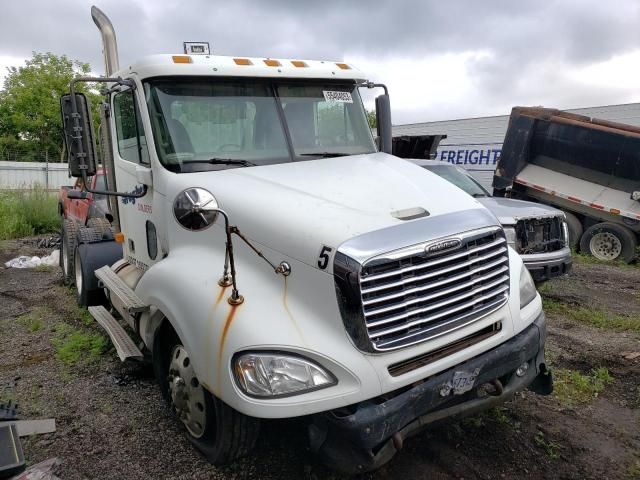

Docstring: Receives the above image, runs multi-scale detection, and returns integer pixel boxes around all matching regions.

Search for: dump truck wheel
[153,326,260,464]
[580,222,637,263]
[562,211,583,250]
[61,219,79,285]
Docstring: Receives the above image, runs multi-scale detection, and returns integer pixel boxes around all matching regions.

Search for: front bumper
[521,246,572,282]
[309,312,551,474]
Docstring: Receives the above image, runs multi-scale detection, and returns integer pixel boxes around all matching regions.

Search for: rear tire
[562,211,583,250]
[579,222,637,263]
[61,219,79,285]
[87,217,112,235]
[153,325,260,464]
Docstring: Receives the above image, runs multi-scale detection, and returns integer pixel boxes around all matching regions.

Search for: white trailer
[58,6,552,473]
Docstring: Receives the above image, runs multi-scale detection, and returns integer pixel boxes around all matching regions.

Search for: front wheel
[579,222,637,263]
[153,328,260,464]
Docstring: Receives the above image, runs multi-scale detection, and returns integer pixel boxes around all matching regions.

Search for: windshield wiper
[472,193,487,198]
[299,152,351,158]
[206,158,256,167]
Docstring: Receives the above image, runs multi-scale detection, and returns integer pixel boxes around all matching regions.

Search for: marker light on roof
[234,58,252,66]
[263,59,281,67]
[335,63,351,70]
[172,55,192,64]
[291,60,308,68]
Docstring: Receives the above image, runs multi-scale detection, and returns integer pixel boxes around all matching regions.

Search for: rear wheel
[562,211,583,250]
[153,326,260,464]
[87,217,112,235]
[579,222,637,263]
[61,219,79,285]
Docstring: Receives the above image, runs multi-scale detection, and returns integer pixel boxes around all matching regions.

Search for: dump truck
[493,106,640,263]
[58,6,552,473]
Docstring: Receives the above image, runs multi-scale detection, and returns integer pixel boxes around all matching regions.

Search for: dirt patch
[1,240,639,479]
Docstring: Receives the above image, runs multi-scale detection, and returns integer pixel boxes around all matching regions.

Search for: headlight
[173,187,218,231]
[504,227,516,249]
[519,266,537,309]
[233,352,337,398]
[561,220,569,246]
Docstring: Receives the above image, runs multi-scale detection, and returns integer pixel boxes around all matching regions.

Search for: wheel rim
[589,232,622,261]
[62,236,69,276]
[168,345,207,439]
[74,249,83,293]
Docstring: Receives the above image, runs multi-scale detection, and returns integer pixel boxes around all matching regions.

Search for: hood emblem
[425,238,462,255]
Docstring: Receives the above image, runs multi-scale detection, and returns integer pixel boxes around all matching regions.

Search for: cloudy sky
[1,0,639,124]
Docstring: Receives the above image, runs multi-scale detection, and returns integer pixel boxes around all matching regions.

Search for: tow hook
[489,378,504,396]
[391,432,404,451]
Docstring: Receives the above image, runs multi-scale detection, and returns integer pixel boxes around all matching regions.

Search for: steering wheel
[218,144,242,152]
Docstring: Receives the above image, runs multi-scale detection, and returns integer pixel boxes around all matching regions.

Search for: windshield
[144,79,376,172]
[421,164,490,197]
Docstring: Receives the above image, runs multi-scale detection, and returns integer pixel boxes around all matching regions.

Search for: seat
[166,118,194,154]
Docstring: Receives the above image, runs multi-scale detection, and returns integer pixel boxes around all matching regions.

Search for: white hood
[169,153,488,268]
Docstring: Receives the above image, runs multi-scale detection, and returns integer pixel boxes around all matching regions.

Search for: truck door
[111,87,155,269]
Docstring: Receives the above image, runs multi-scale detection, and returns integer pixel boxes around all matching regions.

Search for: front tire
[153,326,260,464]
[579,222,637,263]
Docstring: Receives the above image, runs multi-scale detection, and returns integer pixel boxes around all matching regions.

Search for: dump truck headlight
[233,352,337,398]
[519,266,537,309]
[562,220,569,246]
[504,227,516,249]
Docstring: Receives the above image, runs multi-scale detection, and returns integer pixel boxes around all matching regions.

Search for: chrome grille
[359,227,509,351]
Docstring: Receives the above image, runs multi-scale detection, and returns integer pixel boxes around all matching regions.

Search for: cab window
[113,90,150,164]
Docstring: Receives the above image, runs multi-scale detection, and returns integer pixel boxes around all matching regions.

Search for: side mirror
[375,94,393,154]
[60,93,97,178]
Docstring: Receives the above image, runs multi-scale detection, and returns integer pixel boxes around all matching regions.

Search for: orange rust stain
[218,303,240,363]
[215,285,228,307]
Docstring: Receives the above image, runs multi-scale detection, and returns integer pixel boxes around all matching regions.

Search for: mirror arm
[70,76,146,199]
[360,81,389,95]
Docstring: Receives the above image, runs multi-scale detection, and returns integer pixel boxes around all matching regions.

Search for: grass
[544,298,640,331]
[51,323,108,366]
[534,430,562,459]
[553,367,614,407]
[572,251,637,269]
[0,186,59,240]
[542,298,640,332]
[17,306,49,332]
[628,459,640,479]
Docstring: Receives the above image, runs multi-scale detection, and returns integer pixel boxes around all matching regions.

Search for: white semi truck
[59,6,552,473]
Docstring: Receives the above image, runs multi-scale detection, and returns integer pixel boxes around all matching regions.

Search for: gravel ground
[1,237,639,479]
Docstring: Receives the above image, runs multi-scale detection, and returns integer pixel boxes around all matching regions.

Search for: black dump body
[392,135,446,160]
[492,106,640,195]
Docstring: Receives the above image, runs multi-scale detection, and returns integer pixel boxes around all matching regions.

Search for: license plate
[440,368,481,396]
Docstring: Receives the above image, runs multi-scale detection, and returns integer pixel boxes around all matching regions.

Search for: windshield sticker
[323,91,353,103]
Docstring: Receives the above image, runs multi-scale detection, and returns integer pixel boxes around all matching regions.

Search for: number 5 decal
[317,245,333,270]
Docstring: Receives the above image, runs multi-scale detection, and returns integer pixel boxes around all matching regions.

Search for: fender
[133,231,380,418]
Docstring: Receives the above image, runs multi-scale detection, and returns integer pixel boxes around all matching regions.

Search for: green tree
[0,52,99,161]
[366,109,377,129]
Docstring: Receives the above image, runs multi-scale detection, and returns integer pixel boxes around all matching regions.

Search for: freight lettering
[439,148,502,166]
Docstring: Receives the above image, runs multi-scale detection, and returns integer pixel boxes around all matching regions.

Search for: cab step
[95,265,148,314]
[88,305,143,361]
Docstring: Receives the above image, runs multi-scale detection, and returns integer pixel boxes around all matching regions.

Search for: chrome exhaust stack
[91,6,119,75]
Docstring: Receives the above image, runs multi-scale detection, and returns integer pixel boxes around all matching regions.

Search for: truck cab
[58,6,552,473]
